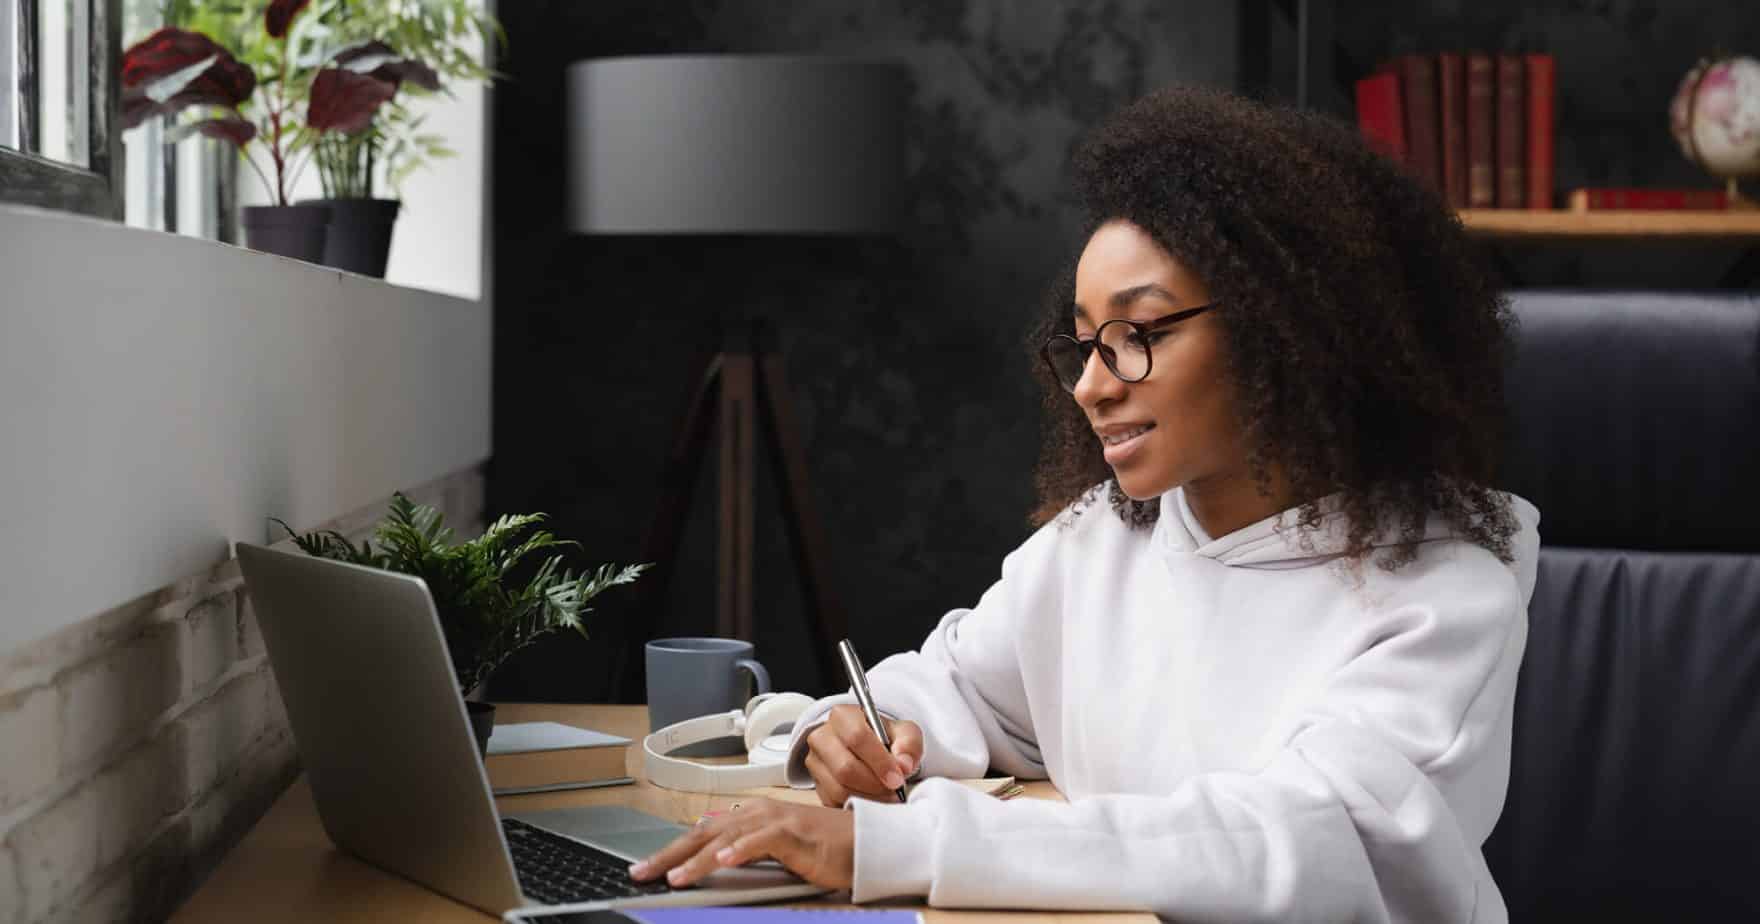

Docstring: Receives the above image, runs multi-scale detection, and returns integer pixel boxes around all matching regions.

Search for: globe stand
[1725,177,1756,210]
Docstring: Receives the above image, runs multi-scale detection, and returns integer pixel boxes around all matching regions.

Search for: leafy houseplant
[122,0,347,260]
[278,493,648,753]
[305,0,497,198]
[301,0,500,277]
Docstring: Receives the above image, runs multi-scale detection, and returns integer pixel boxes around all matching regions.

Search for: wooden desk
[172,704,1152,924]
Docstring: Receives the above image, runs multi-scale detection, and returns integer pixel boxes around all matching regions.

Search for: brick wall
[0,466,484,924]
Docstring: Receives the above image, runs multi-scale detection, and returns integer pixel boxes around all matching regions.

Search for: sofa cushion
[1500,291,1760,552]
[1484,546,1760,919]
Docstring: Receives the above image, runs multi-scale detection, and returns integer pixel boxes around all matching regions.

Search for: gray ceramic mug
[645,637,772,757]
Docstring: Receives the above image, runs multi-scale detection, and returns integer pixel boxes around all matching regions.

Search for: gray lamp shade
[566,55,906,234]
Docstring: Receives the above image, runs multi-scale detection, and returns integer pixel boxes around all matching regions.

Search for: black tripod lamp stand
[566,54,906,697]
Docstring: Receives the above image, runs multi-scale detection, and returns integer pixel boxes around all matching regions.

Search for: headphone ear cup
[743,692,778,718]
[743,691,816,756]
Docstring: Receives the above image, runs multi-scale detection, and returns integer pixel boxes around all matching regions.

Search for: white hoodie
[784,485,1541,923]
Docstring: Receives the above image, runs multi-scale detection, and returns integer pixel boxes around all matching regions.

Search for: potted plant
[122,1,330,260]
[278,493,648,755]
[304,0,500,277]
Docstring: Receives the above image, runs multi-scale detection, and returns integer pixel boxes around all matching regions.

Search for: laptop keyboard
[503,818,685,905]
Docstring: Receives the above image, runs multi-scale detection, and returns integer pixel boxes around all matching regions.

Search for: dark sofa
[1484,290,1760,920]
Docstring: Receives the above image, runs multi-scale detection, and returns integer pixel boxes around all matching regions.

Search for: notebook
[488,722,629,755]
[747,777,1019,806]
[486,721,634,794]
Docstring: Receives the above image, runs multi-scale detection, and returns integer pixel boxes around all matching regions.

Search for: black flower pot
[241,203,332,264]
[312,197,401,278]
[465,700,496,758]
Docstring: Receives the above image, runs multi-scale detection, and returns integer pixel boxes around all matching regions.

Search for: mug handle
[735,658,771,697]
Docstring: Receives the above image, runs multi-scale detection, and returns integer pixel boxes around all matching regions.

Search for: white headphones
[643,691,816,794]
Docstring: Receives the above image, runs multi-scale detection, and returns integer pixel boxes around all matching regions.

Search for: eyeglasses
[1039,302,1218,393]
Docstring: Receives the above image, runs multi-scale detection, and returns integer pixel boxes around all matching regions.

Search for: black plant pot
[241,203,331,264]
[465,700,496,758]
[312,197,401,278]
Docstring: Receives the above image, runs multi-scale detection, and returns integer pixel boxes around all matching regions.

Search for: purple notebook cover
[627,910,922,924]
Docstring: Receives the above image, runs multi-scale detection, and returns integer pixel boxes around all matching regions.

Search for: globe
[1669,55,1760,187]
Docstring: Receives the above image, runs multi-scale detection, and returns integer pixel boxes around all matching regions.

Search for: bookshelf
[1458,209,1760,242]
[1459,208,1760,287]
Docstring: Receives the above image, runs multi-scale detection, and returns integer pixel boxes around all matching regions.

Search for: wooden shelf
[1459,208,1760,242]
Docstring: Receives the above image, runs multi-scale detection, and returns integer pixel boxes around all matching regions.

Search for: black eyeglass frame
[1038,302,1220,393]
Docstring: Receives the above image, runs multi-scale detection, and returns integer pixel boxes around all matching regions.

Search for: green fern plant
[276,493,648,696]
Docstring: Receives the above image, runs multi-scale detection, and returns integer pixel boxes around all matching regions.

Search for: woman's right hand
[804,704,924,807]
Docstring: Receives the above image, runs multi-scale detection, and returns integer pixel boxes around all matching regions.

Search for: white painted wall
[0,204,492,652]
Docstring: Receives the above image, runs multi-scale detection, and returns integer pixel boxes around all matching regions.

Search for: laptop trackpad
[590,828,682,863]
[510,806,684,862]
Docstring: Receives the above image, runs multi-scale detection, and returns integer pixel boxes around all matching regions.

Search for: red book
[1438,52,1468,209]
[1495,54,1526,208]
[1465,53,1496,208]
[1354,72,1407,164]
[1398,55,1442,194]
[1567,188,1730,210]
[1525,54,1556,210]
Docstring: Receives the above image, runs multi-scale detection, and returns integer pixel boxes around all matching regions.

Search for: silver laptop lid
[236,541,525,914]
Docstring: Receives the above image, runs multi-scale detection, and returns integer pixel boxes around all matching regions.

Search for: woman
[632,85,1540,923]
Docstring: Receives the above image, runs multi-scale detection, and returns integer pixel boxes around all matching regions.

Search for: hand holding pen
[838,639,909,803]
[801,640,925,807]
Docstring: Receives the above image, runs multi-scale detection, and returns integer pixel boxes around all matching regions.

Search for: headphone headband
[642,692,814,794]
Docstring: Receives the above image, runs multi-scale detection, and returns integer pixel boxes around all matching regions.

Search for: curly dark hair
[1029,86,1518,568]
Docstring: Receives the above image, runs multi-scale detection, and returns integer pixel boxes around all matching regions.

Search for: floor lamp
[565,55,906,698]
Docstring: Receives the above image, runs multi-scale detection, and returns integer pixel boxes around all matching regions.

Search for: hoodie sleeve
[784,532,1053,787]
[847,545,1534,923]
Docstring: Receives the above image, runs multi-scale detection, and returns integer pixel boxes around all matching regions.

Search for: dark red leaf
[264,0,311,39]
[331,40,397,70]
[196,115,257,146]
[119,28,255,129]
[121,94,161,129]
[169,57,255,107]
[307,68,397,134]
[122,27,226,88]
[332,40,441,93]
[121,71,256,129]
[163,114,257,146]
[372,59,440,92]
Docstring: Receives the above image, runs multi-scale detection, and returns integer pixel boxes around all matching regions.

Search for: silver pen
[836,638,909,803]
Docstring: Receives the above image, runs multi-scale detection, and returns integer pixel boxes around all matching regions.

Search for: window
[0,0,122,219]
[116,0,234,238]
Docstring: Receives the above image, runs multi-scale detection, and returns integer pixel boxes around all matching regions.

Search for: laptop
[235,542,829,916]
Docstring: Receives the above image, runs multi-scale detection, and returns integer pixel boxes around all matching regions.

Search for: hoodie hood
[1158,485,1542,572]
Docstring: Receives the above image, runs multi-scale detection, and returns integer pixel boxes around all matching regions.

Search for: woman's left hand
[628,798,856,891]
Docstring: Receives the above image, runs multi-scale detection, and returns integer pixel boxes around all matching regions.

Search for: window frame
[0,0,122,220]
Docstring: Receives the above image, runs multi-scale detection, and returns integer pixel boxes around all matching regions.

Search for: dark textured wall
[1333,0,1760,288]
[487,0,1238,701]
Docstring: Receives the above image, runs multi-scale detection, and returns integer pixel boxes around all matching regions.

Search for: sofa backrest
[1484,290,1760,920]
